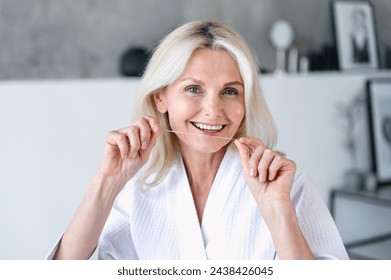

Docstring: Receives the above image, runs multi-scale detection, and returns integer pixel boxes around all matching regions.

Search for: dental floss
[164,129,233,140]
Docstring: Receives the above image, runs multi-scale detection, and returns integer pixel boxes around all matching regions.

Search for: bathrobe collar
[128,147,274,259]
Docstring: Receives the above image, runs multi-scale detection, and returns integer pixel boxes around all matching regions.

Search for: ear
[153,90,167,113]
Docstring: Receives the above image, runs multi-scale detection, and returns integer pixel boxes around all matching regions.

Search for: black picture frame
[366,79,391,186]
[331,0,379,71]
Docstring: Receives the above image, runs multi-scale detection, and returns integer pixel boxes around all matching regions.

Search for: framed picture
[331,0,379,70]
[366,79,391,186]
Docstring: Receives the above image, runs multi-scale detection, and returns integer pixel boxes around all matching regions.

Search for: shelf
[261,69,391,79]
[347,234,391,260]
[330,188,391,260]
[330,188,391,216]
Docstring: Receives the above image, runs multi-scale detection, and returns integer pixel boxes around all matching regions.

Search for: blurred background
[1,0,391,259]
[1,0,390,79]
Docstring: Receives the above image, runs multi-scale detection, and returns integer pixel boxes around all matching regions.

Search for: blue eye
[185,86,202,94]
[223,88,238,95]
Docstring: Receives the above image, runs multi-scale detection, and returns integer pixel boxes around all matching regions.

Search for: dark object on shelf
[120,47,149,77]
[258,65,271,74]
[308,44,338,71]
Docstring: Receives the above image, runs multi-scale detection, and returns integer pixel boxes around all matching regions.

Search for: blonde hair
[131,21,277,186]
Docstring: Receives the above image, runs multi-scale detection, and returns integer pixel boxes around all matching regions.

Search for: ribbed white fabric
[47,148,348,260]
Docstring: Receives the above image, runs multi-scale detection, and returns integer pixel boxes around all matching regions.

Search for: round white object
[269,20,294,50]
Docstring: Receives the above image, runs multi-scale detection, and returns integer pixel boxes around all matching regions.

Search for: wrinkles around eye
[223,88,239,95]
[185,86,203,94]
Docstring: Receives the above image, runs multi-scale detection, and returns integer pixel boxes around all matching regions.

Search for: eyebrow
[181,77,243,88]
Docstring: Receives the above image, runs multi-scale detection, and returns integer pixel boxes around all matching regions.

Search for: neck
[180,146,227,224]
[181,147,227,190]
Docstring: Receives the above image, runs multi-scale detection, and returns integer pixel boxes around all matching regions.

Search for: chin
[190,141,230,154]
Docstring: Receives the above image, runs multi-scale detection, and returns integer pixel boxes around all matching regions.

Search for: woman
[351,8,370,63]
[49,21,348,260]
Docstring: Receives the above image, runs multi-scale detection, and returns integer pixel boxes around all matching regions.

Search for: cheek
[166,93,193,112]
[233,104,245,124]
[166,102,193,128]
[168,102,192,118]
[236,106,245,118]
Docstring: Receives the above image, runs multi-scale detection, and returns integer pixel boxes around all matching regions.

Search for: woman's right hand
[97,115,162,188]
[54,115,162,260]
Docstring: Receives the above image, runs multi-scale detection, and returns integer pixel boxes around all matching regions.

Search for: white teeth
[193,122,223,131]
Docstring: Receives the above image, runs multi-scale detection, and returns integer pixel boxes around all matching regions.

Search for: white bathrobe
[48,148,348,260]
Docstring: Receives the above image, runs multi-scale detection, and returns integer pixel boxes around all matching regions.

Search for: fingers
[235,137,265,179]
[141,115,162,153]
[253,148,271,182]
[126,126,142,159]
[132,115,161,151]
[106,130,130,159]
[234,139,250,174]
[265,153,285,181]
[235,137,287,183]
[109,116,162,159]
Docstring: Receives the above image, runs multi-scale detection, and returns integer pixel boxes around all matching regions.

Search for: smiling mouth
[191,122,225,132]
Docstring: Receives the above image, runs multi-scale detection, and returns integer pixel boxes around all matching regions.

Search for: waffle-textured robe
[48,148,348,260]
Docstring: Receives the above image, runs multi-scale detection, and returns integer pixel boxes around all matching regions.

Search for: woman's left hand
[235,137,314,259]
[234,137,297,216]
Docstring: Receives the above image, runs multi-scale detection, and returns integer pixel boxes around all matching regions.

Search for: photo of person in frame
[350,7,370,64]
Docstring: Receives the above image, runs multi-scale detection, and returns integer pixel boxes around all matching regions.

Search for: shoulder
[289,168,349,259]
[292,167,307,187]
[290,167,323,208]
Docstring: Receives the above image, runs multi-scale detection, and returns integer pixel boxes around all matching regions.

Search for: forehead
[180,48,242,80]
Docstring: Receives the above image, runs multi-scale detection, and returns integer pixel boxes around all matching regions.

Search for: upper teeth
[193,122,223,131]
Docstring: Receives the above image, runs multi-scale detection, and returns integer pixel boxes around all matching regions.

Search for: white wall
[0,79,137,259]
[1,71,390,259]
[263,72,374,200]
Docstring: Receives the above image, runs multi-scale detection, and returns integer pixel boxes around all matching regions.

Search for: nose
[202,93,223,118]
